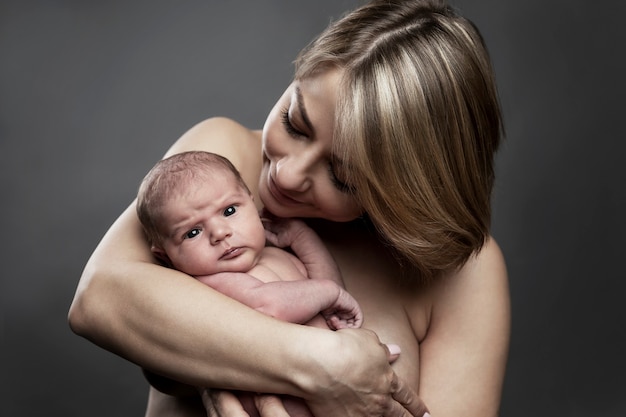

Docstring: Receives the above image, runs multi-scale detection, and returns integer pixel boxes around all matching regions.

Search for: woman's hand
[199,390,295,417]
[385,372,430,417]
[303,328,429,417]
[199,329,429,417]
[199,389,250,417]
[254,395,293,417]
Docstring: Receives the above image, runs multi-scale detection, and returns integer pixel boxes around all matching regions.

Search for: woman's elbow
[68,292,88,336]
[68,264,102,338]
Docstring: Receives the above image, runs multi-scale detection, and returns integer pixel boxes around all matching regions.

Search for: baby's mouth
[220,247,242,260]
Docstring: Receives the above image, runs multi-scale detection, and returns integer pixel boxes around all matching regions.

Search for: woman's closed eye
[281,107,306,138]
[328,163,355,194]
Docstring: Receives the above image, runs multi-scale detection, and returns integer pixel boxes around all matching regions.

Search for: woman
[69,1,510,416]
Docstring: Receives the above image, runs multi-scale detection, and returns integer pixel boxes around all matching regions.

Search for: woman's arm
[68,117,427,416]
[417,238,511,417]
[69,201,306,392]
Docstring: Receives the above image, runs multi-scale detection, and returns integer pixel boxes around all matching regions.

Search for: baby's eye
[185,228,201,239]
[224,206,236,216]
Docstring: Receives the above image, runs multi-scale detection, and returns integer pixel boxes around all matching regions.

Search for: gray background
[2,0,625,415]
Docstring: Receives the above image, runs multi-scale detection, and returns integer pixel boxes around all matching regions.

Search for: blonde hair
[295,0,503,279]
[136,151,250,246]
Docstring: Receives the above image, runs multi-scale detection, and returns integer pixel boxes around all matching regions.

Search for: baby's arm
[262,216,343,286]
[197,268,362,329]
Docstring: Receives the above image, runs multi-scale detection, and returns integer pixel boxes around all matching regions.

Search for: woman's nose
[275,157,312,193]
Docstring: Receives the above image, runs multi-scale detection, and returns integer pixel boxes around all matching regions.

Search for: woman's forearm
[69,241,421,416]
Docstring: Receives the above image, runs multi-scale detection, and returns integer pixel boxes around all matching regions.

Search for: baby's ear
[151,245,172,267]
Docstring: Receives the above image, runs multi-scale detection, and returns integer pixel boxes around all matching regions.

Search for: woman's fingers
[385,343,402,363]
[389,373,430,417]
[382,344,429,417]
[200,389,250,417]
[254,394,292,417]
[304,329,429,417]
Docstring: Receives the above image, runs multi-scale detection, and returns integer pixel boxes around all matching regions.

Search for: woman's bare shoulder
[164,117,261,161]
[415,238,510,415]
[404,238,508,340]
[432,237,508,307]
[164,117,263,189]
[462,237,507,279]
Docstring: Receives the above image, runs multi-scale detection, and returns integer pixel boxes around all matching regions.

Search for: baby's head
[136,151,252,250]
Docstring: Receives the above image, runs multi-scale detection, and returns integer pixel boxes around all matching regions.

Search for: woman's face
[260,68,362,222]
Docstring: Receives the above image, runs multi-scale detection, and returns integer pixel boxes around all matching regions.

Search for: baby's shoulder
[257,247,307,282]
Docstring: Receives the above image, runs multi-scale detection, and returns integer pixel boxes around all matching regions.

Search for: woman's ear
[151,245,172,267]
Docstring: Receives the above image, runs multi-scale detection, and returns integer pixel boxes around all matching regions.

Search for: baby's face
[157,171,266,276]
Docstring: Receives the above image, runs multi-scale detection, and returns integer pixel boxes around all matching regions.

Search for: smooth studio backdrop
[2,0,625,415]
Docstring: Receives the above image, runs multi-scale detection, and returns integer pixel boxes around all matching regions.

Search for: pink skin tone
[150,168,362,330]
[149,168,364,417]
[152,170,266,277]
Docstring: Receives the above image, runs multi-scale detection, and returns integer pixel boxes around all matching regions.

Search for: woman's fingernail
[387,344,401,356]
[423,413,431,417]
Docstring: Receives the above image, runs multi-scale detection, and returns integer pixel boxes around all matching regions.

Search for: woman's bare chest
[311,220,430,388]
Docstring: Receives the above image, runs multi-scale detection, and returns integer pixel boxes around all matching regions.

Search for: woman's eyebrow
[295,86,314,133]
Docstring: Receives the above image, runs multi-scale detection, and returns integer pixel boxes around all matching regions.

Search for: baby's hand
[321,287,363,330]
[262,215,309,249]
